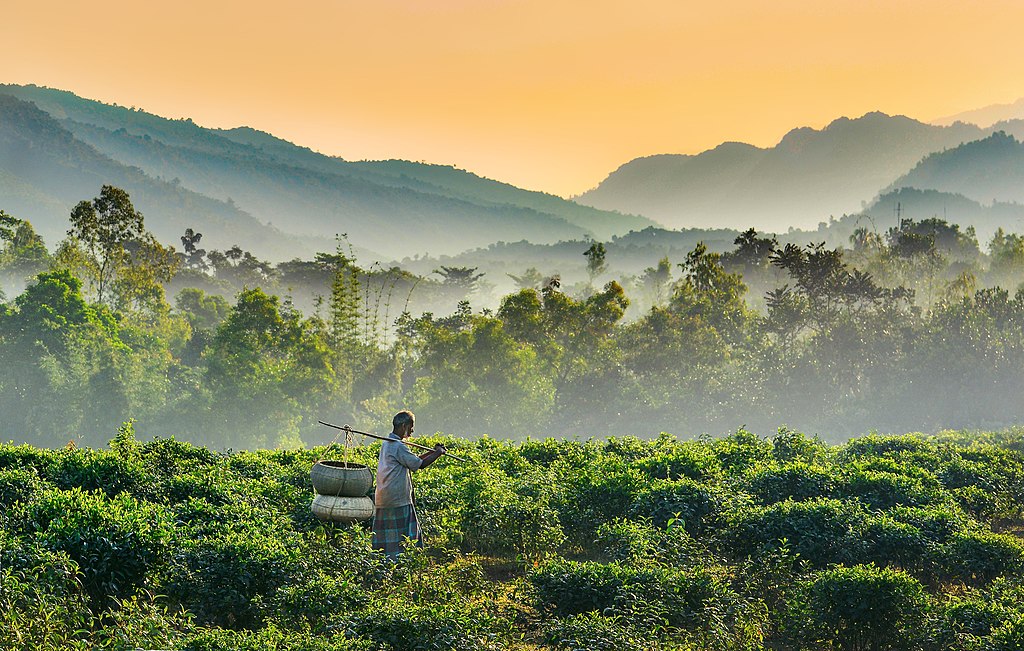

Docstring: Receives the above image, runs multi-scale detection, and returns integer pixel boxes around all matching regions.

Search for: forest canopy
[1,187,1024,448]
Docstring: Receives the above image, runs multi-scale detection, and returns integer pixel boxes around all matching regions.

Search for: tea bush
[4,428,1024,650]
[741,461,837,505]
[543,612,645,651]
[783,564,927,651]
[20,487,173,609]
[0,466,45,507]
[726,498,869,566]
[941,531,1024,585]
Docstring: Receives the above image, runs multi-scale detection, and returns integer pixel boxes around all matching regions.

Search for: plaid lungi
[372,504,422,558]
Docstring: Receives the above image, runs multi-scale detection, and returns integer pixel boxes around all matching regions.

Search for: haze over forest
[4,81,1024,448]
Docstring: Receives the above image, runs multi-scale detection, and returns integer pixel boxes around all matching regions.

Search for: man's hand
[419,443,446,469]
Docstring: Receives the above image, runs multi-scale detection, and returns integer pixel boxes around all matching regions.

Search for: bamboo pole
[318,420,471,463]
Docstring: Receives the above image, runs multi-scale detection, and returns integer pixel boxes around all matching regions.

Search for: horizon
[7,1,1024,197]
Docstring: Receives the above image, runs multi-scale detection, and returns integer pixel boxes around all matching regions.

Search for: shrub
[0,444,52,475]
[267,569,369,633]
[924,593,1011,650]
[726,498,868,567]
[141,436,220,477]
[938,456,1004,492]
[184,623,372,651]
[342,602,500,651]
[990,612,1024,651]
[861,517,930,573]
[610,564,755,641]
[543,612,645,651]
[459,472,565,557]
[595,518,702,566]
[0,466,46,507]
[47,447,148,497]
[771,427,827,464]
[841,434,932,460]
[0,566,90,650]
[24,488,173,610]
[156,473,233,505]
[742,462,836,505]
[888,504,972,544]
[952,485,999,520]
[530,560,633,616]
[840,468,939,510]
[711,429,772,472]
[784,564,927,651]
[942,531,1024,585]
[630,478,726,534]
[633,443,722,482]
[91,591,195,650]
[553,460,643,549]
[164,529,302,629]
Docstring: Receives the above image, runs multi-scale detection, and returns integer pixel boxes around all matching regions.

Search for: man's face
[401,421,415,439]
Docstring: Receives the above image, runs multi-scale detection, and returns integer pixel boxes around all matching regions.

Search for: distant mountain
[864,187,1024,244]
[0,85,654,259]
[578,113,992,232]
[883,130,1024,207]
[0,94,302,260]
[931,98,1024,128]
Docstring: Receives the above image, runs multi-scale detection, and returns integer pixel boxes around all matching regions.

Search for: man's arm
[418,444,446,470]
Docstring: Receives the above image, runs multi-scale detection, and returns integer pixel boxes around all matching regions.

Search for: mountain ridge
[0,84,654,259]
[0,93,302,260]
[578,112,993,232]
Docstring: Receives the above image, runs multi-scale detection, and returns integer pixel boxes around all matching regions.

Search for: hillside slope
[884,130,1024,207]
[580,113,991,232]
[0,94,302,259]
[0,85,653,256]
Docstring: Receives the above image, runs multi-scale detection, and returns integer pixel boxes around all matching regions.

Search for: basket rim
[314,460,370,470]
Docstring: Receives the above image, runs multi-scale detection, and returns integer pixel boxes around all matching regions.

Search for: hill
[0,94,301,260]
[863,187,1024,244]
[931,97,1024,127]
[578,112,992,232]
[0,84,654,258]
[884,130,1024,207]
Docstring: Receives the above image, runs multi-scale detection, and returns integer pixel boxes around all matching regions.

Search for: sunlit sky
[6,1,1024,196]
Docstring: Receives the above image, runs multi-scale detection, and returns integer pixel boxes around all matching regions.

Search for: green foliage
[784,564,927,651]
[531,559,633,616]
[543,612,645,651]
[942,531,1024,585]
[2,431,1024,649]
[727,498,869,567]
[165,531,300,629]
[0,211,51,284]
[0,466,46,507]
[204,287,339,448]
[742,462,837,505]
[21,487,174,610]
[60,184,179,311]
[0,565,90,650]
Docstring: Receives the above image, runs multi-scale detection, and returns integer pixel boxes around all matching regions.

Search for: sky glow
[6,0,1024,196]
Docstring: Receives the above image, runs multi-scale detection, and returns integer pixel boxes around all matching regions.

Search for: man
[371,410,445,558]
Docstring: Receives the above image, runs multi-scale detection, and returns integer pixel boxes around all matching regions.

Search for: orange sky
[6,0,1024,196]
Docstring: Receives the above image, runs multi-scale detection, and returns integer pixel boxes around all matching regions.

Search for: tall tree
[59,185,179,310]
[0,211,50,285]
[583,240,608,288]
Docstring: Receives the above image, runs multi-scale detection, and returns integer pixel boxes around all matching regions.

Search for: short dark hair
[393,410,415,430]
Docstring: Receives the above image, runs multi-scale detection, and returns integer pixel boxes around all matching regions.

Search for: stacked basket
[310,461,374,523]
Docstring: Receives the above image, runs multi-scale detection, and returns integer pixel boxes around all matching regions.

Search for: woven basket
[311,494,374,523]
[311,461,373,497]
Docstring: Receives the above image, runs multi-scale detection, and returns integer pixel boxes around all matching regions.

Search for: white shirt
[374,433,423,508]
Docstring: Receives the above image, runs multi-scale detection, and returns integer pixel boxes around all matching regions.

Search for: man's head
[393,410,415,439]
